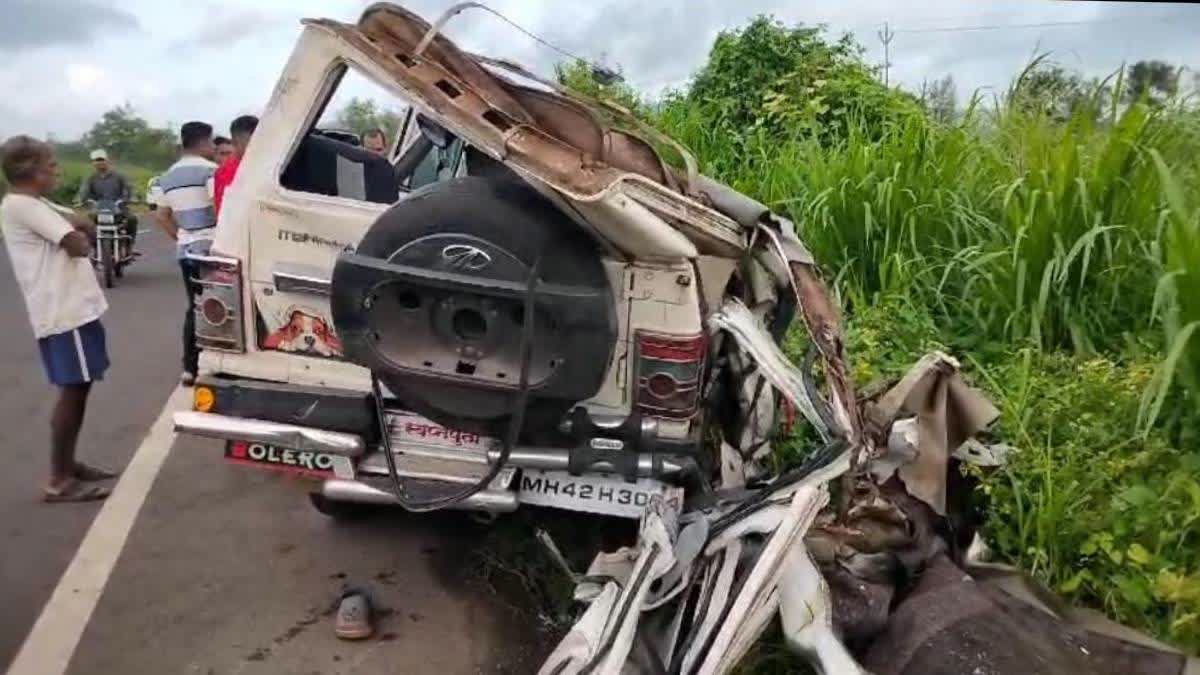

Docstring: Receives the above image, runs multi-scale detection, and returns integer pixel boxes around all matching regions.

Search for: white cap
[90,149,108,161]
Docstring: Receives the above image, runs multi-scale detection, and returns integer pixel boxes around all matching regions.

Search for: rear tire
[333,176,615,434]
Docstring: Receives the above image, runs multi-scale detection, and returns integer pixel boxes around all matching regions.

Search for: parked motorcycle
[86,199,136,288]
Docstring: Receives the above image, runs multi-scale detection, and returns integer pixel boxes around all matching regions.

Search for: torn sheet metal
[698,487,828,675]
[537,495,680,675]
[731,353,781,483]
[537,325,1178,675]
[718,441,747,489]
[779,546,867,675]
[679,539,744,674]
[757,223,868,519]
[864,351,999,514]
[954,439,1013,467]
[709,299,831,442]
[540,482,856,675]
[871,417,920,483]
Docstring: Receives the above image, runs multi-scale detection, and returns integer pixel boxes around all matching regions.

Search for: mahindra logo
[441,244,492,271]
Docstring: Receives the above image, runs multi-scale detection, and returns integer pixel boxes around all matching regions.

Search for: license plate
[98,213,114,223]
[517,470,684,519]
[224,440,350,479]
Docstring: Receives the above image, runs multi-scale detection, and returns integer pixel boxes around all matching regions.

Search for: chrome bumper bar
[320,479,518,513]
[173,411,366,457]
[487,447,687,478]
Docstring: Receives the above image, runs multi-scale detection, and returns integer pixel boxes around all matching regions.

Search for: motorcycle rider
[77,149,138,247]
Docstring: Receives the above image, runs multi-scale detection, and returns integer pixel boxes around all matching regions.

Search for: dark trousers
[180,259,199,374]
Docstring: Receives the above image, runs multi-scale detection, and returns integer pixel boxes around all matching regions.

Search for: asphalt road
[1,228,543,674]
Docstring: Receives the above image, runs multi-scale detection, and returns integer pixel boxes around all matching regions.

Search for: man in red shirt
[212,115,258,217]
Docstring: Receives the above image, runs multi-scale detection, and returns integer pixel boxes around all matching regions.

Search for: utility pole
[878,22,894,88]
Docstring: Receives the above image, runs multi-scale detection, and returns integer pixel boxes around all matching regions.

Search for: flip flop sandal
[335,585,375,640]
[74,463,120,482]
[43,481,111,503]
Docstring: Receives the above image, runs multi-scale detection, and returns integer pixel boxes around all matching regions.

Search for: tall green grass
[660,79,1200,401]
[1143,151,1200,429]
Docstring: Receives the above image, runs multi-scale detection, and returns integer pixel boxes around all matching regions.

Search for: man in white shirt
[1,136,118,502]
[154,121,217,385]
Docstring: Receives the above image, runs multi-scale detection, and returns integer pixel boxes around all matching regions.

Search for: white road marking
[7,386,190,675]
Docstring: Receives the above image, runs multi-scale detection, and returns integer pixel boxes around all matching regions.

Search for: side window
[280,62,466,204]
[314,67,409,155]
[406,137,465,191]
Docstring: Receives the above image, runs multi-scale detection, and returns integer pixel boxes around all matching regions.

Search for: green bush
[676,17,920,143]
[978,351,1200,649]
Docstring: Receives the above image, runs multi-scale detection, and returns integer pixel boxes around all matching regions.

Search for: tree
[334,97,405,141]
[921,75,957,123]
[555,60,644,114]
[1125,59,1179,106]
[1009,60,1105,122]
[677,16,919,142]
[81,104,175,168]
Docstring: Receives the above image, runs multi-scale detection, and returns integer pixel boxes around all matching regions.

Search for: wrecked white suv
[168,6,1200,674]
[172,2,857,520]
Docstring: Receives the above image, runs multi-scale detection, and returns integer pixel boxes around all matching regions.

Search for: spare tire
[332,177,616,434]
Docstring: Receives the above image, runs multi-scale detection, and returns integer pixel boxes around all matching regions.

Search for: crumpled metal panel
[304,3,746,255]
[863,351,1000,514]
[709,300,831,442]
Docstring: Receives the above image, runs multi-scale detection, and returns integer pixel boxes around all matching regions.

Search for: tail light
[191,255,245,352]
[636,331,706,419]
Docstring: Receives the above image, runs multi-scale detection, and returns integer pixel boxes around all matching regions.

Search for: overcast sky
[2,0,1198,141]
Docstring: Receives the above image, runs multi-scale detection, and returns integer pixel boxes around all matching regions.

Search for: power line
[891,16,1171,34]
[423,2,620,81]
[628,14,1168,94]
[447,7,1177,95]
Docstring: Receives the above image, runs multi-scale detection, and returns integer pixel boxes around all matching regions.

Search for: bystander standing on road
[212,115,258,218]
[153,121,217,386]
[214,136,235,166]
[363,127,388,156]
[0,136,119,502]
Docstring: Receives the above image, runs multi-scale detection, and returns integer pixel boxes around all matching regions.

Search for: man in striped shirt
[154,121,217,385]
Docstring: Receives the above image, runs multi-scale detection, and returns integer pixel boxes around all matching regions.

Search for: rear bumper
[320,479,517,513]
[172,410,517,514]
[195,375,375,437]
[173,411,366,457]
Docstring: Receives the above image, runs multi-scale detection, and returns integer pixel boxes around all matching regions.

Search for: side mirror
[416,115,453,150]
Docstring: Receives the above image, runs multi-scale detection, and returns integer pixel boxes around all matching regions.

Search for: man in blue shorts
[1,135,117,502]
